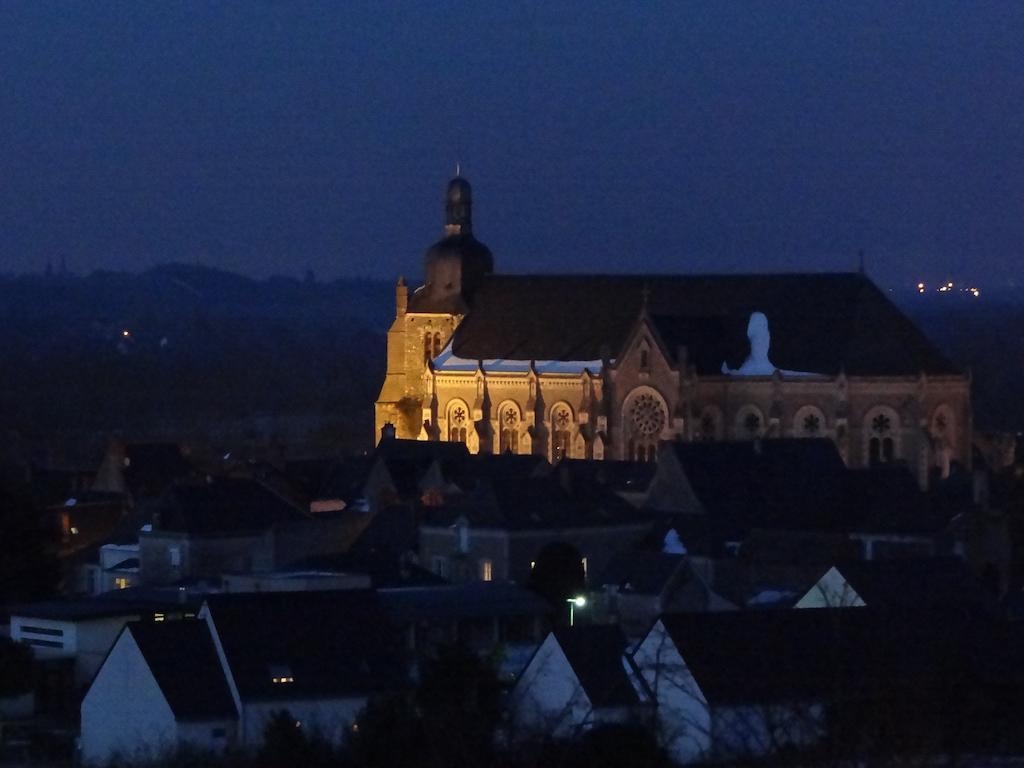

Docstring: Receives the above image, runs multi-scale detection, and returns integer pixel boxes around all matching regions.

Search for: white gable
[794,566,866,609]
[507,633,591,739]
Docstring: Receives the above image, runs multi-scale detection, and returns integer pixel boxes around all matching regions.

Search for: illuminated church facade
[375,177,972,486]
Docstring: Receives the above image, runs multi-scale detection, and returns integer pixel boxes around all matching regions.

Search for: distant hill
[0,266,1018,468]
[0,264,393,464]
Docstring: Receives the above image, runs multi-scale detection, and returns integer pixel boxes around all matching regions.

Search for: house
[80,620,236,764]
[507,625,651,741]
[593,550,734,636]
[197,590,406,747]
[794,557,993,612]
[91,441,194,506]
[138,476,351,584]
[415,454,655,586]
[632,608,984,764]
[8,594,199,692]
[377,581,551,676]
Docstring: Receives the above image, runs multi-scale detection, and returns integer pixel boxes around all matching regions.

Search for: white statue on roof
[722,311,776,376]
[722,311,817,377]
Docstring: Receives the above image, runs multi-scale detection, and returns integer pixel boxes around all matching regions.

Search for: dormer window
[270,665,294,684]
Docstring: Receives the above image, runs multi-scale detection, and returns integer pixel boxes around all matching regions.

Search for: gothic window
[552,405,573,461]
[448,402,468,444]
[866,408,897,465]
[698,407,721,442]
[423,332,433,364]
[640,346,650,371]
[743,412,761,436]
[803,414,821,434]
[433,332,443,359]
[500,405,520,454]
[627,390,667,461]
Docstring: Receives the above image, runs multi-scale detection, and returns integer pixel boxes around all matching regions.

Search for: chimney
[396,276,408,316]
[380,422,397,444]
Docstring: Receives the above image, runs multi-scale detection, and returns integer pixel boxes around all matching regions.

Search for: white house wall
[508,633,592,741]
[632,620,712,764]
[80,631,178,765]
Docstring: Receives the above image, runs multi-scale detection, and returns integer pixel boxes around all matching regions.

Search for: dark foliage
[0,469,59,603]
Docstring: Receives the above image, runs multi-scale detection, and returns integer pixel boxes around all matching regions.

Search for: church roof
[446,273,959,376]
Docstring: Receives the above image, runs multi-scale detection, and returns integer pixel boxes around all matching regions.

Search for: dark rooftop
[150,477,306,536]
[552,625,644,708]
[447,273,959,376]
[128,619,236,721]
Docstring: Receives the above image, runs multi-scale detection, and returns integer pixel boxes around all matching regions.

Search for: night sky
[1,2,1022,286]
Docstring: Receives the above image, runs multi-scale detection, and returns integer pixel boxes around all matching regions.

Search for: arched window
[698,407,722,442]
[865,407,899,465]
[432,332,443,359]
[551,404,573,461]
[793,406,827,438]
[735,405,764,439]
[499,403,520,454]
[640,346,650,371]
[624,388,667,461]
[447,400,469,444]
[423,332,433,364]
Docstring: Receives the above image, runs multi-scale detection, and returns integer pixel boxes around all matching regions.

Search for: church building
[375,177,971,487]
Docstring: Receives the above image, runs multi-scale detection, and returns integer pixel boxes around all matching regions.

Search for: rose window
[934,414,946,432]
[503,408,518,426]
[803,414,821,434]
[451,407,467,425]
[871,413,891,434]
[554,408,572,429]
[630,394,666,436]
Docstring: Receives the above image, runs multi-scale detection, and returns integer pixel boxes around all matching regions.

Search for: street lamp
[567,595,586,626]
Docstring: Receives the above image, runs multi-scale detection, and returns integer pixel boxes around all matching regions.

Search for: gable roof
[417,468,650,531]
[654,608,973,706]
[597,552,688,596]
[660,440,942,551]
[552,625,644,708]
[812,557,993,613]
[127,619,236,722]
[202,590,405,701]
[151,477,306,536]
[447,273,959,376]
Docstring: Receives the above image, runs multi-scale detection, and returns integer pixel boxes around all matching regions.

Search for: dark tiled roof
[152,477,306,536]
[203,590,406,701]
[655,608,972,706]
[552,625,643,708]
[545,459,657,498]
[597,552,688,595]
[447,273,959,376]
[379,582,551,621]
[418,470,651,531]
[128,620,236,721]
[821,557,994,612]
[661,440,942,552]
[123,443,194,499]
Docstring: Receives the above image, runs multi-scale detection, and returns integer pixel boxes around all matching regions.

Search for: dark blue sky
[1,2,1022,286]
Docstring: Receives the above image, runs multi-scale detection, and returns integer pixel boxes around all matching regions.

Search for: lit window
[153,613,165,622]
[69,526,79,535]
[114,577,128,590]
[270,664,295,684]
[480,559,493,582]
[169,547,181,567]
[581,557,588,578]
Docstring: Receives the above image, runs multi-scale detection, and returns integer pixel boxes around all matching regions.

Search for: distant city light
[122,329,130,337]
[970,287,980,297]
[917,282,925,294]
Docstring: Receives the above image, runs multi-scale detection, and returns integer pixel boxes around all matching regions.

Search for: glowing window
[480,559,493,582]
[114,577,128,590]
[270,665,295,684]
